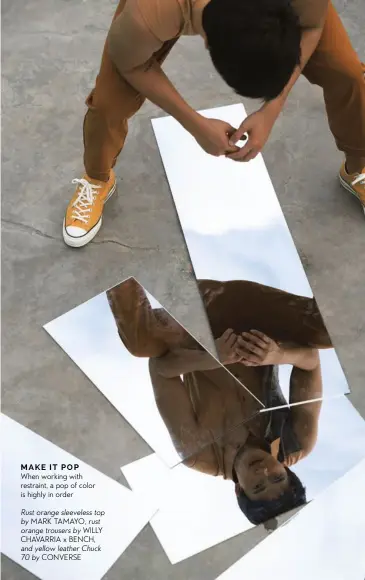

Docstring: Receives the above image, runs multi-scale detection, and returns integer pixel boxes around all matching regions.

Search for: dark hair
[202,0,302,101]
[234,467,306,525]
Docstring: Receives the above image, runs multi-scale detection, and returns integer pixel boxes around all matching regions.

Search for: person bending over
[63,0,365,247]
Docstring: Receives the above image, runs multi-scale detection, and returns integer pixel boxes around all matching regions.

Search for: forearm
[106,278,167,358]
[280,344,320,371]
[108,33,203,135]
[149,358,202,459]
[153,347,222,378]
[263,27,323,116]
[284,353,322,463]
[286,381,322,463]
[289,355,323,404]
[284,407,320,464]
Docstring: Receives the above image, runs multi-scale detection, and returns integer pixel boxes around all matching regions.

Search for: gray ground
[2,0,364,578]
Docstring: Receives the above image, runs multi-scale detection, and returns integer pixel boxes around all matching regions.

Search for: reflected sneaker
[63,170,116,247]
[339,162,365,215]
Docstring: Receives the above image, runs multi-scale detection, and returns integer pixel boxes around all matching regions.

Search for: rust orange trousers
[84,1,365,181]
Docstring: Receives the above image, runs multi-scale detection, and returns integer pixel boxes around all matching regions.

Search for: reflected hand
[215,329,243,365]
[283,451,303,467]
[193,117,241,157]
[225,107,278,162]
[237,330,284,366]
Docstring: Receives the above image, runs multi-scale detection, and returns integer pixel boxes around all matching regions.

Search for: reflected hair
[233,467,306,525]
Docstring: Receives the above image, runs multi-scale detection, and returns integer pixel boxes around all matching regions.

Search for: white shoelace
[71,179,101,224]
[352,173,365,187]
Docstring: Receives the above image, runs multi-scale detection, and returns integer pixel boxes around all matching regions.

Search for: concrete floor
[2,0,364,578]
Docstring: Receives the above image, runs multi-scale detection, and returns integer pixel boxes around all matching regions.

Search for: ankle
[345,157,365,175]
[85,170,111,183]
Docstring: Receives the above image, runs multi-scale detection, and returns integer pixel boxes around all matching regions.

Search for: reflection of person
[107,277,332,359]
[63,0,365,247]
[148,329,321,524]
[197,279,333,350]
[231,437,307,525]
[107,277,327,523]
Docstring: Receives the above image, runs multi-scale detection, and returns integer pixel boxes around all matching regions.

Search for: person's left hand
[237,330,284,366]
[225,107,278,162]
[283,451,303,468]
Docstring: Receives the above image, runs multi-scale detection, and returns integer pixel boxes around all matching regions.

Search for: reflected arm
[284,356,323,465]
[152,347,222,378]
[279,343,321,371]
[149,358,212,460]
[289,349,323,403]
[106,278,167,357]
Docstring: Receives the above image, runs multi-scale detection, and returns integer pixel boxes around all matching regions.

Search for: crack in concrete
[91,238,156,251]
[1,218,156,251]
[2,218,60,241]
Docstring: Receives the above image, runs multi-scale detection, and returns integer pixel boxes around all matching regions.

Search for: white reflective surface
[152,104,349,403]
[121,396,365,564]
[215,458,365,580]
[44,291,181,468]
[1,415,156,580]
[122,453,254,564]
[44,284,259,468]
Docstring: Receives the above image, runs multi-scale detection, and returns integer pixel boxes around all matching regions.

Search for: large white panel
[1,415,156,580]
[122,454,254,564]
[215,458,365,580]
[122,395,365,564]
[44,291,181,468]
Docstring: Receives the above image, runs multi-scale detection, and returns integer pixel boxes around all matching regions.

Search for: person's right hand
[192,117,241,157]
[215,329,242,365]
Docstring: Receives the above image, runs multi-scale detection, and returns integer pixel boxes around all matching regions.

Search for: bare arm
[263,0,329,116]
[153,347,222,379]
[284,399,322,465]
[263,29,323,118]
[154,329,244,378]
[228,0,330,158]
[149,358,215,460]
[107,9,238,156]
[106,277,167,358]
[106,6,203,136]
[238,330,322,461]
[279,344,320,372]
[283,355,323,465]
[289,349,323,404]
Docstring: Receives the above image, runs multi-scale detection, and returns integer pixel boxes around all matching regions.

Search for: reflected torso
[182,363,282,480]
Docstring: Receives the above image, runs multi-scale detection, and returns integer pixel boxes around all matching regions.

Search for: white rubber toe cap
[63,218,102,248]
[65,226,87,238]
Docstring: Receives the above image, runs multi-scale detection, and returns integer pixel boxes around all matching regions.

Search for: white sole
[339,174,365,215]
[63,181,117,248]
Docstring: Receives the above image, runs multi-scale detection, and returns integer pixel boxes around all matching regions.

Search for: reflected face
[235,448,289,501]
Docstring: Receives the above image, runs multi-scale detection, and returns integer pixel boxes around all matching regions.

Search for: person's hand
[215,329,243,365]
[237,330,284,366]
[225,105,279,162]
[192,117,241,157]
[283,451,303,468]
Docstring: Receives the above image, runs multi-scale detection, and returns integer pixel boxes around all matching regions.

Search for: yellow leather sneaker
[339,162,365,215]
[63,170,116,247]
